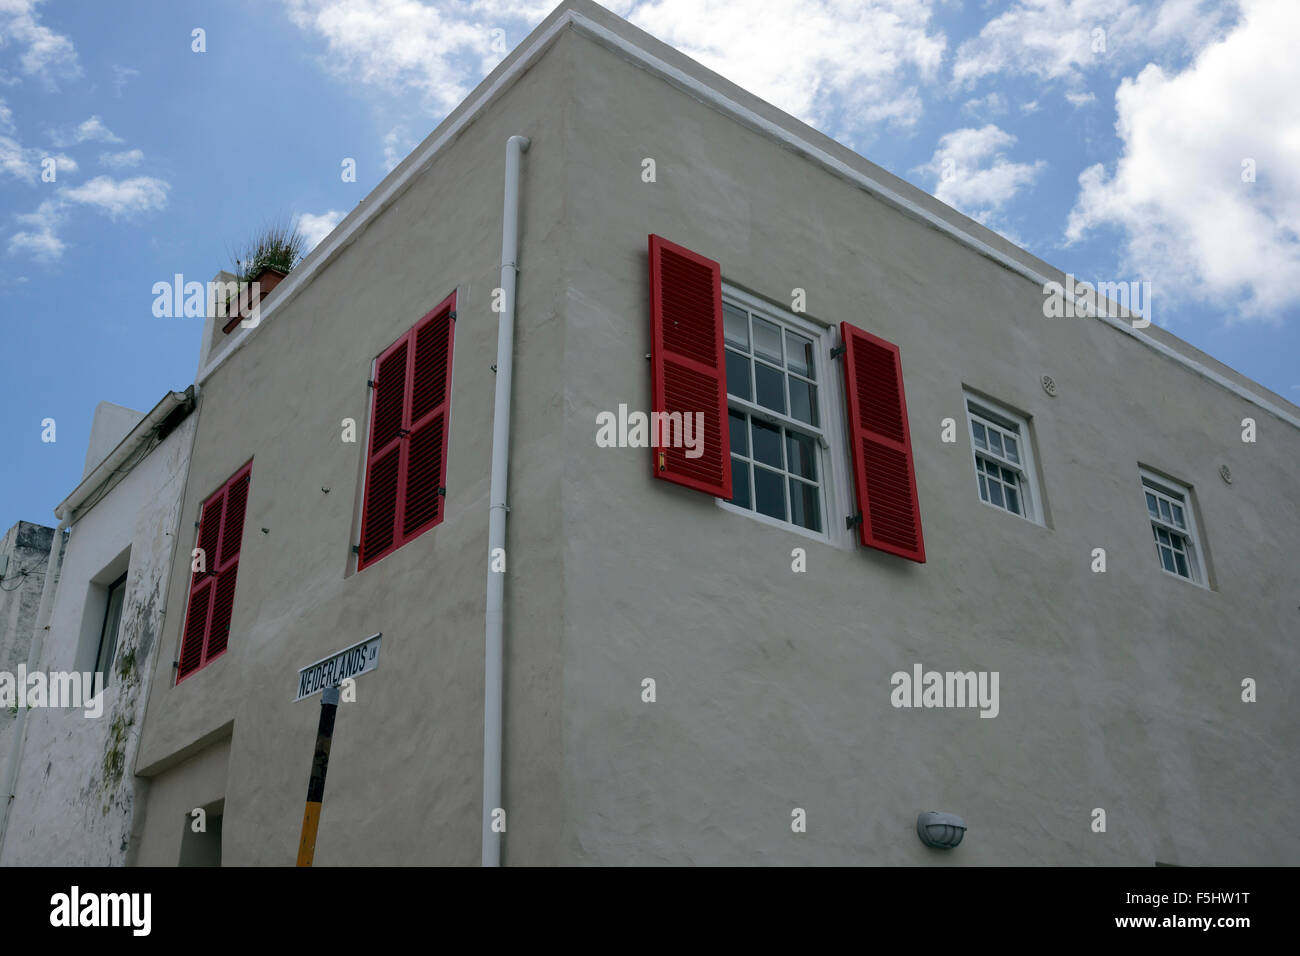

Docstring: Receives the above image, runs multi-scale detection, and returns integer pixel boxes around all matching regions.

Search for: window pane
[1159,499,1171,522]
[786,431,817,480]
[789,379,818,426]
[1001,465,1017,485]
[1003,436,1019,463]
[753,317,782,364]
[988,431,1004,457]
[730,458,751,509]
[786,331,815,379]
[1174,551,1189,577]
[1156,527,1171,546]
[729,409,748,457]
[1145,492,1159,517]
[96,578,126,681]
[754,362,786,414]
[988,480,1004,509]
[754,466,786,520]
[1160,546,1176,573]
[972,422,987,449]
[724,303,749,349]
[726,350,751,402]
[751,419,783,468]
[1171,503,1185,528]
[977,473,989,502]
[789,479,821,532]
[1005,486,1020,515]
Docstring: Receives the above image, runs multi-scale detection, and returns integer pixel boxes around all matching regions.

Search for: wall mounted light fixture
[917,811,966,849]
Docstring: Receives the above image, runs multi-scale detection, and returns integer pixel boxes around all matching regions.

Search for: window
[178,462,251,682]
[1140,470,1204,584]
[94,572,127,682]
[357,294,456,570]
[965,396,1041,523]
[723,297,828,535]
[646,234,924,561]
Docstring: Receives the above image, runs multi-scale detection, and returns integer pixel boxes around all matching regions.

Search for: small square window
[964,394,1042,524]
[1140,470,1205,586]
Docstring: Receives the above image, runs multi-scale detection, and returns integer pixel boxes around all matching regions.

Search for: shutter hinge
[367,379,377,389]
[830,344,847,359]
[491,364,497,372]
[449,311,457,321]
[398,428,411,437]
[194,521,200,529]
[438,487,447,496]
[845,513,863,530]
[351,545,360,555]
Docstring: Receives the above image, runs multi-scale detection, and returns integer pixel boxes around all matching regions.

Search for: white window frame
[715,284,854,550]
[963,393,1043,525]
[1139,468,1206,587]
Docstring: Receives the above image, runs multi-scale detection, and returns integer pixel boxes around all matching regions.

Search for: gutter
[483,134,529,867]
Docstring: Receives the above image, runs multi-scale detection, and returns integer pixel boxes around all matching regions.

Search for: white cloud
[962,91,1006,117]
[99,148,143,169]
[0,97,12,134]
[953,0,1239,91]
[8,199,64,259]
[613,0,946,131]
[296,209,345,250]
[918,124,1045,224]
[0,0,81,87]
[49,114,123,147]
[282,0,554,113]
[1065,0,1300,320]
[111,64,139,97]
[1064,90,1097,106]
[0,133,75,182]
[283,0,947,133]
[383,125,415,171]
[61,175,169,218]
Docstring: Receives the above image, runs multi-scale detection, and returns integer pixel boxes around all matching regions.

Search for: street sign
[294,633,382,702]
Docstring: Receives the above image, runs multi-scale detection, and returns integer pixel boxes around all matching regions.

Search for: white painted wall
[0,411,196,866]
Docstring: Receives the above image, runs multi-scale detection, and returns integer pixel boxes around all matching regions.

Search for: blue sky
[2,0,1296,533]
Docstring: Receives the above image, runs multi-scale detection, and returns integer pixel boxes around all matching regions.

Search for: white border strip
[198,6,1299,431]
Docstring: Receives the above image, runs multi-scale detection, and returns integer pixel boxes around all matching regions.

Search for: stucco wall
[0,522,63,774]
[126,5,1299,867]
[133,21,577,866]
[0,413,196,866]
[550,19,1300,865]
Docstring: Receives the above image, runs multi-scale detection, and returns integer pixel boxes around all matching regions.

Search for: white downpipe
[483,134,529,867]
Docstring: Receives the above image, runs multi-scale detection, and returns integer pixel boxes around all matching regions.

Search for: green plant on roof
[230,218,306,283]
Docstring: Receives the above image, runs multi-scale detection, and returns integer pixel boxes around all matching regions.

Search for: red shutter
[178,463,251,682]
[357,293,456,570]
[839,322,925,563]
[648,235,731,498]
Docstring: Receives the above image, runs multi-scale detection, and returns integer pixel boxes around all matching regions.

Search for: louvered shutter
[839,322,925,563]
[357,293,456,569]
[647,235,731,498]
[178,463,251,682]
[358,337,408,568]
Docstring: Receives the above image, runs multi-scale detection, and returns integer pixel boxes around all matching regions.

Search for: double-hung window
[722,296,828,535]
[965,396,1041,523]
[1141,470,1204,584]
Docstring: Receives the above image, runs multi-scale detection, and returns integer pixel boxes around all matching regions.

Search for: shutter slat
[648,235,731,498]
[840,322,925,562]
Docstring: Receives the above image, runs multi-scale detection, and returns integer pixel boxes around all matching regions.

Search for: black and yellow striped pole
[296,684,339,867]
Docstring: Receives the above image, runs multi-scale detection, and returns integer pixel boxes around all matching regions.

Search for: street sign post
[294,632,381,702]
